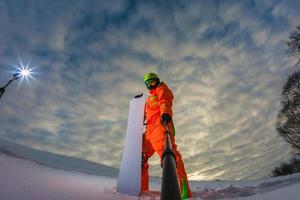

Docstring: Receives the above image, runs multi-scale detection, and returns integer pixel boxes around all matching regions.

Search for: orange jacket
[145,82,174,125]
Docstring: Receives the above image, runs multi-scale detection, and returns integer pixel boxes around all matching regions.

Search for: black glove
[161,113,172,124]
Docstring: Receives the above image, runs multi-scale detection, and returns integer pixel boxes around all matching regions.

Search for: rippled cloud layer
[0,0,299,180]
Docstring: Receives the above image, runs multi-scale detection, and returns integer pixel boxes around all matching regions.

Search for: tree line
[273,26,300,177]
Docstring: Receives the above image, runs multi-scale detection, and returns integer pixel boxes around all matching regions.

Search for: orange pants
[141,119,192,198]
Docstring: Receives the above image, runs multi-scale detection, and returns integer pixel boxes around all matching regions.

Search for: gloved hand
[161,113,172,125]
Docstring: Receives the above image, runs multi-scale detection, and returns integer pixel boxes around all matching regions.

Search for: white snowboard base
[116,95,145,196]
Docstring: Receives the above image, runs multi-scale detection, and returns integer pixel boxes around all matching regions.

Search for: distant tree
[280,162,294,175]
[273,26,300,177]
[272,158,300,177]
[276,70,300,151]
[276,26,300,152]
[292,157,300,171]
[272,166,281,177]
[287,26,300,64]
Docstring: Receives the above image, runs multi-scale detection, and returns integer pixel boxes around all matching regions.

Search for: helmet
[143,72,160,90]
[144,73,159,82]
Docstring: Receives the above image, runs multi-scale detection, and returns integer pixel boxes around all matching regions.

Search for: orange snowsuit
[141,82,192,198]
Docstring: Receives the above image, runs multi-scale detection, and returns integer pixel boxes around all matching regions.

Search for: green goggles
[145,78,157,89]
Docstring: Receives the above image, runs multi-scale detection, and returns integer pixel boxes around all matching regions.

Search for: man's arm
[157,86,173,123]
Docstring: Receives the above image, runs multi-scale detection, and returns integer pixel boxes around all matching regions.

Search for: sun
[20,68,30,76]
[12,61,37,86]
[16,65,33,79]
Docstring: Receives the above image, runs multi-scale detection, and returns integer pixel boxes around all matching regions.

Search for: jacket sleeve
[144,100,147,124]
[157,86,173,117]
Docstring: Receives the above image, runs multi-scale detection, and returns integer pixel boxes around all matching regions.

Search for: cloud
[0,0,299,181]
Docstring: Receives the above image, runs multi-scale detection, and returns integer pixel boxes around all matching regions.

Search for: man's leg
[141,133,155,191]
[172,141,193,198]
[149,121,192,198]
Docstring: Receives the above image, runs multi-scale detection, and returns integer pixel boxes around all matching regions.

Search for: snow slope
[1,138,300,200]
[0,138,119,177]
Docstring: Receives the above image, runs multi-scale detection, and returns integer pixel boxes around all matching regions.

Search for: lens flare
[14,64,36,86]
[7,59,38,87]
[21,69,30,77]
[17,65,34,80]
[18,65,31,76]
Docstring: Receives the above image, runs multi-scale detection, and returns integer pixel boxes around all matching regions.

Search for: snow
[0,155,113,200]
[1,138,300,200]
[0,138,119,177]
[234,184,300,200]
[0,153,161,200]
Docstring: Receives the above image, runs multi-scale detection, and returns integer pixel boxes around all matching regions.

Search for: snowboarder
[142,72,192,199]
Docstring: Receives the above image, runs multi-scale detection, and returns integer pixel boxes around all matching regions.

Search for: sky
[0,0,300,181]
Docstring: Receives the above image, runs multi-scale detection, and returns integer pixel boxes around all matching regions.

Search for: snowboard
[116,94,145,196]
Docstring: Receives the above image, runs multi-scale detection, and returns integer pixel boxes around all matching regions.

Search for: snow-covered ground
[0,138,300,200]
[0,138,119,177]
